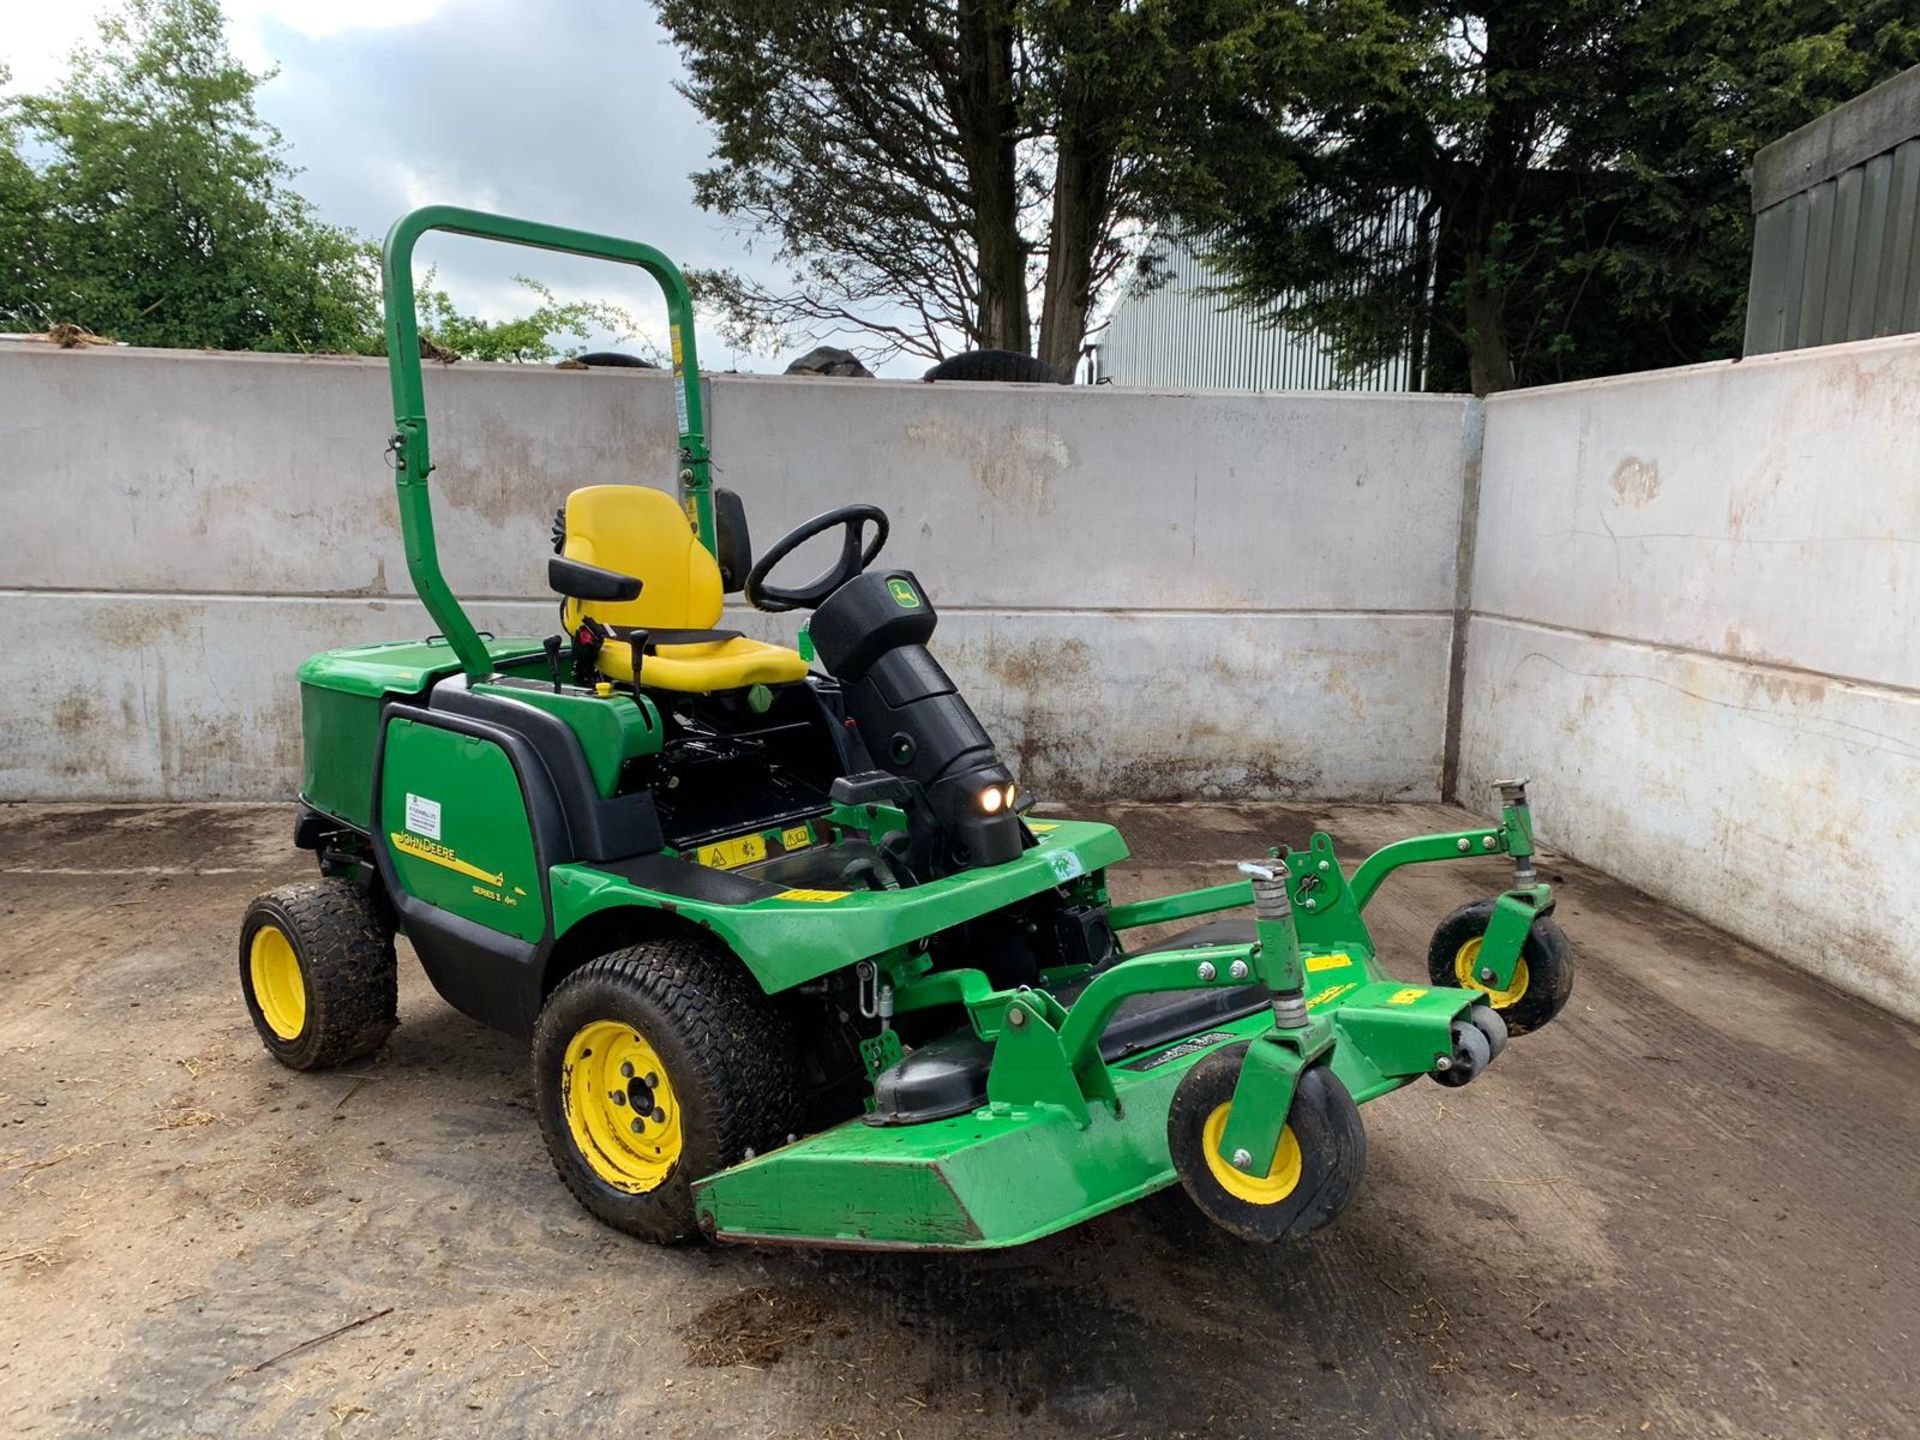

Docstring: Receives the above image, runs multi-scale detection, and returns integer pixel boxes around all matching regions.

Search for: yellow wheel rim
[249,924,307,1041]
[1201,1102,1302,1205]
[562,1021,684,1194]
[1454,936,1529,1008]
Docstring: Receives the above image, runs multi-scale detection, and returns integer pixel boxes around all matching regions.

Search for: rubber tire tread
[1167,1044,1368,1243]
[238,879,397,1070]
[531,938,802,1244]
[921,348,1065,384]
[1425,900,1575,1036]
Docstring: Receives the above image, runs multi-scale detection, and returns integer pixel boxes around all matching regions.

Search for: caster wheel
[1166,1045,1367,1243]
[1429,1017,1491,1087]
[239,880,396,1070]
[1469,1001,1509,1060]
[1427,900,1574,1036]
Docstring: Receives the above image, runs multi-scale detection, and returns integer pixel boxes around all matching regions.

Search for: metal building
[1745,63,1920,355]
[1090,227,1422,392]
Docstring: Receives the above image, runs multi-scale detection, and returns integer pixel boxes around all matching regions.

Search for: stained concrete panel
[1472,335,1920,690]
[1457,616,1920,1022]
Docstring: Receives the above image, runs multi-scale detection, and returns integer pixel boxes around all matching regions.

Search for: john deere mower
[237,207,1573,1250]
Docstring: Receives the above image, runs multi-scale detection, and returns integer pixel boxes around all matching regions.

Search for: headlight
[979,785,1004,814]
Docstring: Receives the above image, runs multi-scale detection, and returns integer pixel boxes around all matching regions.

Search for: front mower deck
[695,967,1470,1249]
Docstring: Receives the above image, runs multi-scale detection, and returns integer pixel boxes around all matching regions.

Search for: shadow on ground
[2,802,1915,1438]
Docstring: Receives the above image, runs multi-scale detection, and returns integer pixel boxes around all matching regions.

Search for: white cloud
[0,0,453,89]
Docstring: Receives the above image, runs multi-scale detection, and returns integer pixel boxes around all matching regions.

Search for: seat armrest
[549,555,643,602]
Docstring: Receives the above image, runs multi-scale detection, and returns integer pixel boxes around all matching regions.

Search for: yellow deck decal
[1305,952,1353,972]
[780,824,813,852]
[779,889,849,903]
[698,834,767,870]
[1307,982,1357,1010]
[1027,821,1060,833]
[390,832,504,887]
[1387,987,1429,1006]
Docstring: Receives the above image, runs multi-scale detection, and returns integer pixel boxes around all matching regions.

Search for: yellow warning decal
[1387,987,1428,1006]
[1305,952,1353,972]
[779,889,849,903]
[1027,821,1059,833]
[698,834,767,870]
[389,832,504,887]
[781,824,813,852]
[1307,981,1357,1010]
[682,494,702,537]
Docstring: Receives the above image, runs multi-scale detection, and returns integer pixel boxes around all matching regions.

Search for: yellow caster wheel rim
[563,1021,684,1194]
[249,924,307,1040]
[1201,1102,1302,1204]
[1454,936,1529,1009]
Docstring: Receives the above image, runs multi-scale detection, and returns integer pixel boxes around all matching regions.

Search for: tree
[2,0,382,352]
[1136,0,1920,394]
[1,1,646,363]
[0,71,50,327]
[414,275,645,363]
[655,0,1157,374]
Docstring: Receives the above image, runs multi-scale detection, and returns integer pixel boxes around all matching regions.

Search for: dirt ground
[2,800,1916,1440]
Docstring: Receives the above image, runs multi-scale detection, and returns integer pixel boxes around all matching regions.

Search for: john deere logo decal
[888,578,921,609]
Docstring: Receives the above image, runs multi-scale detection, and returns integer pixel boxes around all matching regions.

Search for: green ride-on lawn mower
[237,206,1574,1251]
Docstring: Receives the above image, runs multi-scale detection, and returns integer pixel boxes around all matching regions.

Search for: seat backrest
[561,485,724,632]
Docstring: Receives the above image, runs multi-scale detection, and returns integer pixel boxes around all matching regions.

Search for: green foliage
[655,0,1164,373]
[1,0,382,352]
[1137,0,1920,393]
[414,274,645,363]
[0,0,642,362]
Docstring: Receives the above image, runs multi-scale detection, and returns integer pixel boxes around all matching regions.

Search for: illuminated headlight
[979,783,1018,815]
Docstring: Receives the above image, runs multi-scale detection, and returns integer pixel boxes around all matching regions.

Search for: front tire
[532,938,801,1244]
[1167,1045,1368,1243]
[238,880,397,1070]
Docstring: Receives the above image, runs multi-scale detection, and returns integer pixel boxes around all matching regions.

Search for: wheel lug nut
[652,1108,666,1123]
[630,1118,645,1134]
[620,1062,635,1078]
[610,1091,627,1107]
[646,1073,658,1087]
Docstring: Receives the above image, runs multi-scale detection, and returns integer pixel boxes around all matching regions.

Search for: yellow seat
[559,485,809,692]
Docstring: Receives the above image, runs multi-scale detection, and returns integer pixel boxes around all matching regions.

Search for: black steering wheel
[745,504,890,612]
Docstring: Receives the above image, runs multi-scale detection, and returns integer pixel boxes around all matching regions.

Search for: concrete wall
[5,335,1918,1021]
[0,345,1472,805]
[1457,334,1920,1021]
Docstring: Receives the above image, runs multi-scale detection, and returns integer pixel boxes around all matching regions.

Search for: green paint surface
[380,715,543,942]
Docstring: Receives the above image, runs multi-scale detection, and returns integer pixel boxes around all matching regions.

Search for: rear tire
[922,348,1066,384]
[1167,1045,1368,1243]
[532,938,802,1244]
[238,880,397,1070]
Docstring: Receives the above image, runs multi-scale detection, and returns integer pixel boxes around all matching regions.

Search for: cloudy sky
[2,0,919,374]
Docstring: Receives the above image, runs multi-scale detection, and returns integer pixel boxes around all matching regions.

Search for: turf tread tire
[1426,900,1574,1036]
[531,938,802,1244]
[239,879,397,1070]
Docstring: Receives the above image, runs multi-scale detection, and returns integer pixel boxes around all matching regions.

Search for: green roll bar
[379,205,714,680]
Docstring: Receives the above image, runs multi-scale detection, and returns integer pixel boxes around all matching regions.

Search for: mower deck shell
[693,969,1472,1249]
